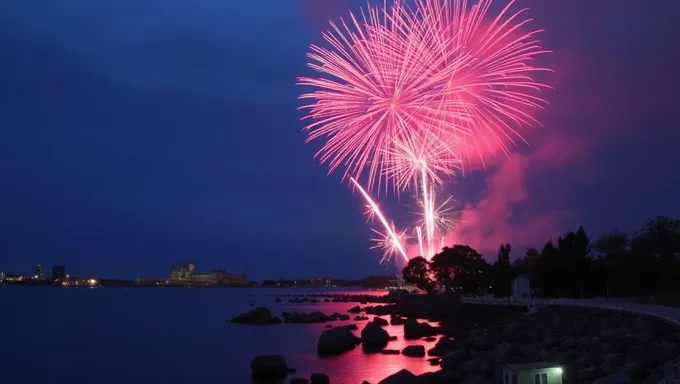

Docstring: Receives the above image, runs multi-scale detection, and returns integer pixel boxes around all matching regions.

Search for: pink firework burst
[413,0,553,165]
[298,1,469,193]
[298,0,551,263]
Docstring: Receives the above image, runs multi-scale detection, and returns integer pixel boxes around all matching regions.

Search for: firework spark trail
[299,0,551,264]
[349,177,409,262]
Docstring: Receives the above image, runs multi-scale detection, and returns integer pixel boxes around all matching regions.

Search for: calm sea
[1,286,439,383]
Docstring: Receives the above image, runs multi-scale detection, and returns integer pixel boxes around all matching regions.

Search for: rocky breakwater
[378,305,680,384]
[270,293,391,305]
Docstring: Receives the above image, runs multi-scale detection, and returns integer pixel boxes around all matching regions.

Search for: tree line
[402,216,680,298]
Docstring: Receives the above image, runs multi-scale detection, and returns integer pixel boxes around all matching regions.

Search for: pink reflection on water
[273,292,440,383]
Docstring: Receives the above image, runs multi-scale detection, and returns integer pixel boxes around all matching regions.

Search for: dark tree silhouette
[402,256,436,294]
[639,216,680,261]
[397,216,680,299]
[430,245,488,294]
[490,243,514,297]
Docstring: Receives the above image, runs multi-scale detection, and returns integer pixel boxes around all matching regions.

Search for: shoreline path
[462,296,680,328]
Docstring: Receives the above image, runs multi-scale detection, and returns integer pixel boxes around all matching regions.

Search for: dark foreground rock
[250,354,294,380]
[230,307,281,325]
[361,321,391,351]
[401,345,426,357]
[310,373,330,384]
[377,305,680,383]
[317,326,361,356]
[403,317,438,339]
[378,369,417,384]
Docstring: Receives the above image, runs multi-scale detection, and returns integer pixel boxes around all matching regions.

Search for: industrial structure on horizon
[169,259,248,286]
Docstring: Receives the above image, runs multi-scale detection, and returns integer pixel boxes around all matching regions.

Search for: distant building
[503,362,563,384]
[512,275,531,300]
[52,265,66,280]
[35,264,44,279]
[0,272,5,281]
[311,277,331,286]
[170,259,247,286]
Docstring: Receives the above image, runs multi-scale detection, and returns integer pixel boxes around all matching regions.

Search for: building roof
[506,362,557,371]
[512,275,530,281]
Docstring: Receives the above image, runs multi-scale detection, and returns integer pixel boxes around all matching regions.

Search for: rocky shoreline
[230,293,680,383]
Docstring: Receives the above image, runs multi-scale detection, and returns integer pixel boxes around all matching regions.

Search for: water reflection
[279,299,440,383]
[2,287,441,384]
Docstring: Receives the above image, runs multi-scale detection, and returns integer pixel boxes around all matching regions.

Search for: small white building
[512,275,531,300]
[503,362,563,384]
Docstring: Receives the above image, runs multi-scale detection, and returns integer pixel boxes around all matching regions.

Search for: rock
[594,373,630,383]
[427,357,441,365]
[354,315,369,321]
[390,314,406,325]
[381,349,400,355]
[402,345,426,357]
[310,373,330,384]
[283,311,332,324]
[579,365,605,382]
[373,317,389,327]
[403,318,437,339]
[440,349,468,370]
[289,378,308,384]
[348,305,362,313]
[423,336,436,341]
[378,369,417,384]
[361,321,391,350]
[428,336,457,356]
[230,307,281,325]
[317,326,361,356]
[275,297,282,303]
[250,355,292,380]
[492,341,512,364]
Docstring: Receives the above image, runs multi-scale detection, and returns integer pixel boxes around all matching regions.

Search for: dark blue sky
[1,0,679,280]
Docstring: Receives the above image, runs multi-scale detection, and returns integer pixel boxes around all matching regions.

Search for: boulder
[348,305,362,313]
[402,345,426,357]
[373,317,389,327]
[282,311,332,324]
[317,326,361,356]
[250,355,292,380]
[381,349,400,355]
[378,369,417,384]
[289,379,309,384]
[361,321,391,349]
[403,318,437,339]
[310,373,330,384]
[230,307,281,325]
[427,336,457,356]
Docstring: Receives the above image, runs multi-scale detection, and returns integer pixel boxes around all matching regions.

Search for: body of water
[1,286,438,383]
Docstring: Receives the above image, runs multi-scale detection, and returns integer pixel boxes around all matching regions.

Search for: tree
[430,245,488,294]
[594,228,629,257]
[402,256,436,294]
[490,243,514,297]
[556,226,593,298]
[512,248,539,279]
[638,216,680,261]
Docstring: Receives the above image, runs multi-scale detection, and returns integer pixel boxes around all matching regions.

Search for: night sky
[1,0,679,280]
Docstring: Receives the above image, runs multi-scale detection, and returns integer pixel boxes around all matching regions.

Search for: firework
[298,0,550,263]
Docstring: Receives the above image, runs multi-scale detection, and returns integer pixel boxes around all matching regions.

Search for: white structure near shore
[512,275,531,300]
[503,362,563,384]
